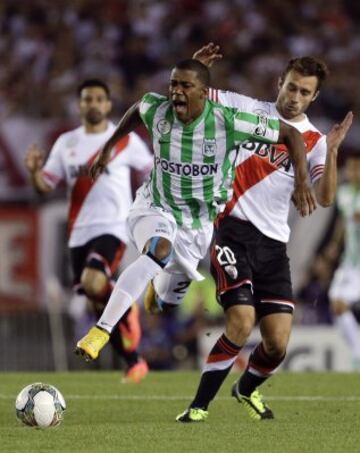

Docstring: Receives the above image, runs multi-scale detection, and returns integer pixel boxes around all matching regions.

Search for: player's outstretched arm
[89,101,142,180]
[278,120,317,217]
[24,144,52,193]
[314,111,353,207]
[192,42,223,68]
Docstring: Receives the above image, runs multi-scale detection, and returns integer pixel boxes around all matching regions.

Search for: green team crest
[157,119,171,135]
[202,138,217,157]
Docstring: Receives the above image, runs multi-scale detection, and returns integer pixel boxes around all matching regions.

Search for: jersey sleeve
[139,92,167,136]
[209,88,257,110]
[232,109,280,145]
[127,132,153,171]
[308,135,327,184]
[40,136,66,188]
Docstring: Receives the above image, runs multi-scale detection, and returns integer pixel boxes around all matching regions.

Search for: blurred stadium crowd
[0,0,359,121]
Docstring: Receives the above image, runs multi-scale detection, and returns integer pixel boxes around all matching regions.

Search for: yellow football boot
[75,326,110,361]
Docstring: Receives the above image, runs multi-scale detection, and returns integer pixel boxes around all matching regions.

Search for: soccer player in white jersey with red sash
[75,59,316,378]
[25,79,153,383]
[175,44,353,422]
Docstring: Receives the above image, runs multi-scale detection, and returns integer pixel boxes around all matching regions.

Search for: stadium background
[0,0,359,372]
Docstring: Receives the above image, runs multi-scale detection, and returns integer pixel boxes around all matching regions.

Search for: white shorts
[329,265,360,305]
[126,189,213,303]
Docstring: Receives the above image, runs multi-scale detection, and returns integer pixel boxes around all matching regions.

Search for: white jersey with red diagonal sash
[209,89,327,242]
[41,123,153,247]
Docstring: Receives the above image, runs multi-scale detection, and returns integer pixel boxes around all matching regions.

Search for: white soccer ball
[15,383,66,428]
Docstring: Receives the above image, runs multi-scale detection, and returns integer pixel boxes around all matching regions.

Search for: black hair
[174,59,210,87]
[280,57,329,91]
[77,79,110,98]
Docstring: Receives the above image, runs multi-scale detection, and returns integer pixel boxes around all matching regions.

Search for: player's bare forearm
[278,121,317,216]
[104,101,142,154]
[279,121,308,181]
[315,111,353,207]
[314,150,337,207]
[90,101,142,179]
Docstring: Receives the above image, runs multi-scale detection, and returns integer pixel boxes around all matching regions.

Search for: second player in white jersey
[25,79,153,382]
[41,123,153,247]
[209,89,327,242]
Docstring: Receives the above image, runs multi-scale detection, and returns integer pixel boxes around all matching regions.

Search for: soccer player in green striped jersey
[75,59,316,363]
[328,155,360,369]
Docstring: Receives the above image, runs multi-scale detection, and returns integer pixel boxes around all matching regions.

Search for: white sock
[335,311,360,359]
[97,254,162,332]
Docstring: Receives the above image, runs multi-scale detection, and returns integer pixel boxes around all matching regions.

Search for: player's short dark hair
[77,79,111,98]
[174,59,210,87]
[280,57,329,91]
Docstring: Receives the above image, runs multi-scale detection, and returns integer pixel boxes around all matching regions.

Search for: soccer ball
[15,383,66,428]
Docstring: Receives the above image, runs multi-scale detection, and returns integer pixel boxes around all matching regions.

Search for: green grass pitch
[1,371,360,453]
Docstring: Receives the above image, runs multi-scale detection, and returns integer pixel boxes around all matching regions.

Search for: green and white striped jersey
[139,92,280,229]
[337,184,360,266]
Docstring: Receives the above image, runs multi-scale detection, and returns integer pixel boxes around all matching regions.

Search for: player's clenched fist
[292,181,317,217]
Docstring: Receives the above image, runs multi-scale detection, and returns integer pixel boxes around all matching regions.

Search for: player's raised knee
[145,236,173,267]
